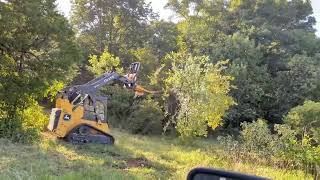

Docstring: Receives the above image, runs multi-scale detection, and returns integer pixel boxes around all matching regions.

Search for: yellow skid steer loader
[47,62,156,145]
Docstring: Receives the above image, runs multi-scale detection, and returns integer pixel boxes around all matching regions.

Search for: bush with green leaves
[240,119,276,156]
[282,101,320,177]
[100,86,165,135]
[101,87,165,135]
[278,137,320,178]
[218,119,281,163]
[0,99,47,143]
[218,118,320,178]
[284,100,320,143]
[164,51,234,137]
[127,98,164,135]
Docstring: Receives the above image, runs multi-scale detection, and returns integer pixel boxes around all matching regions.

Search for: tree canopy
[167,0,320,126]
[0,0,82,142]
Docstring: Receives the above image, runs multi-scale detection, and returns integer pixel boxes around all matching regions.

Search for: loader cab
[82,97,107,123]
[60,91,108,123]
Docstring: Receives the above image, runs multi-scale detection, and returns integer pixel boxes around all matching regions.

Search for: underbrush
[218,119,320,179]
[102,86,165,135]
[0,129,312,180]
[0,99,48,143]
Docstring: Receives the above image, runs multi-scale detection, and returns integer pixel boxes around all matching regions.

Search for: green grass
[0,129,312,180]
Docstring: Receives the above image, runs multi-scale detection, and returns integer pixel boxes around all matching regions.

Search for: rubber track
[65,124,114,145]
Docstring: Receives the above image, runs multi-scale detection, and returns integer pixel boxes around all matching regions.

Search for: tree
[164,51,234,137]
[71,0,156,59]
[147,21,179,58]
[0,0,82,142]
[88,49,123,76]
[167,0,320,126]
[128,47,159,86]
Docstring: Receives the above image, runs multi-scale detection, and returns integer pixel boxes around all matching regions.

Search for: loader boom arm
[71,72,135,96]
[60,62,145,110]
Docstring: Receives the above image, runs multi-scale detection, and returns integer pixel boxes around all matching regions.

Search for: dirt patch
[126,157,153,168]
[105,156,153,170]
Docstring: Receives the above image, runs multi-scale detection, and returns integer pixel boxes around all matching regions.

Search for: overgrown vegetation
[285,100,320,143]
[0,99,48,143]
[218,102,320,178]
[1,0,320,178]
[127,98,164,135]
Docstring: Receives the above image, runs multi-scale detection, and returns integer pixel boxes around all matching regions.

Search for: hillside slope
[0,129,311,180]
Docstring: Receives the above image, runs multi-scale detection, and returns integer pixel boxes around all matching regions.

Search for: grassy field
[0,129,312,180]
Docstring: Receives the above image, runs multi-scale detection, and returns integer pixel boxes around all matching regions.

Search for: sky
[57,0,320,36]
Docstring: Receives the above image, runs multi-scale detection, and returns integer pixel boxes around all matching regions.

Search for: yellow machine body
[48,98,111,139]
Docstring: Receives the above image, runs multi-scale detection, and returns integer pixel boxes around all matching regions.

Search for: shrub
[44,80,65,102]
[20,101,48,142]
[284,100,320,143]
[0,99,47,143]
[127,98,164,135]
[240,119,276,155]
[218,118,320,178]
[277,135,320,178]
[164,51,234,137]
[218,119,279,163]
[282,101,320,178]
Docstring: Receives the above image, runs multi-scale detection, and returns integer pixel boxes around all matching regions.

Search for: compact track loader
[47,62,156,145]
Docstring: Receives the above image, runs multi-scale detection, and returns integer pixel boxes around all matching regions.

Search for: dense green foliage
[218,118,320,178]
[127,98,164,135]
[0,0,82,142]
[71,0,156,59]
[88,49,123,75]
[285,101,320,143]
[0,99,48,143]
[167,0,320,127]
[164,52,234,137]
